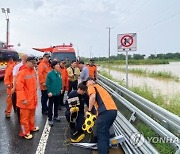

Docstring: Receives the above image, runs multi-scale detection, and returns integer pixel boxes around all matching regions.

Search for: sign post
[117,33,137,88]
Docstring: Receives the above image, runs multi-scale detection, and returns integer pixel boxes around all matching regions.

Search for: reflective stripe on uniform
[24,74,36,79]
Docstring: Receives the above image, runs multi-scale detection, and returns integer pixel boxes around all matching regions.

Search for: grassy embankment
[100,70,179,153]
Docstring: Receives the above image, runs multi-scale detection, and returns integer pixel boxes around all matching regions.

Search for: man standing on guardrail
[84,77,117,154]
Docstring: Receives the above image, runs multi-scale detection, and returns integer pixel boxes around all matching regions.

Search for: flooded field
[116,62,180,78]
[100,62,180,102]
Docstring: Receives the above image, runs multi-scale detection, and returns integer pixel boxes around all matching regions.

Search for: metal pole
[6,18,9,47]
[106,27,113,64]
[74,44,79,57]
[126,51,128,88]
[1,8,10,48]
[108,27,110,64]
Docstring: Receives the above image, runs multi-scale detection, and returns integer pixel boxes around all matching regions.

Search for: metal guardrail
[114,111,159,154]
[97,74,180,154]
[98,74,180,136]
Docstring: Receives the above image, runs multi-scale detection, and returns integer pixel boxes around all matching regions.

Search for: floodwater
[100,62,180,102]
[119,62,180,78]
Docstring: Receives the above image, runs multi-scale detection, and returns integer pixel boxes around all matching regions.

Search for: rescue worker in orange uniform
[84,77,117,154]
[86,59,97,80]
[11,54,28,121]
[16,57,39,139]
[4,57,16,118]
[6,57,15,68]
[58,59,69,109]
[38,53,51,115]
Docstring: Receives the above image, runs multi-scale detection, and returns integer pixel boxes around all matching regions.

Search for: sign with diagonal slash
[117,33,137,52]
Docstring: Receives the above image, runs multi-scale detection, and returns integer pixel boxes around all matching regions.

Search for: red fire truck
[33,43,76,62]
[0,41,19,78]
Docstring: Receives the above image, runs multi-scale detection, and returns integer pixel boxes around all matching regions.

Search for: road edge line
[36,119,51,154]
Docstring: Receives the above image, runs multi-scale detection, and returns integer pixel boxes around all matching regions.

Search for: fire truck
[33,43,76,62]
[0,41,19,78]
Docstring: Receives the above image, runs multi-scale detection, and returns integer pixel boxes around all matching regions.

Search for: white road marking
[36,119,51,154]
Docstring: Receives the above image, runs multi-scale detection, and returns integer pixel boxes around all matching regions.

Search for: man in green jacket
[46,61,62,126]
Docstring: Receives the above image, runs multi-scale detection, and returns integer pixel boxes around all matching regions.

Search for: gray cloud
[0,0,180,56]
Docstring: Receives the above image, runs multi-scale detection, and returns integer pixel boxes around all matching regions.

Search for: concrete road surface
[0,78,92,154]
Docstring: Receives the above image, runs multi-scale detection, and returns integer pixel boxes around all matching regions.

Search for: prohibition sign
[120,35,133,47]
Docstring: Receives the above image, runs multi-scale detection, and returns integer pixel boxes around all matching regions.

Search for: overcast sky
[0,0,180,57]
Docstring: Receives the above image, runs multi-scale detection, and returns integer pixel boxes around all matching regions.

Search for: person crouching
[65,83,89,142]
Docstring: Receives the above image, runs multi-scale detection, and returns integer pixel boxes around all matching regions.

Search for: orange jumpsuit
[86,64,97,79]
[4,62,15,116]
[38,59,51,90]
[6,61,15,69]
[16,66,37,136]
[58,66,69,91]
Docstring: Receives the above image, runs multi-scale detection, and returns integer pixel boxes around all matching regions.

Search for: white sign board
[117,33,137,52]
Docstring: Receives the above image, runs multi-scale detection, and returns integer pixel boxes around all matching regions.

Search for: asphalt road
[0,79,92,154]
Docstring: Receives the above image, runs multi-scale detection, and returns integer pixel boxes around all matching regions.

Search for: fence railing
[97,74,180,136]
[97,74,180,154]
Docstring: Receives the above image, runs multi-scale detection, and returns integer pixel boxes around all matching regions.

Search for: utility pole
[90,46,93,59]
[73,44,79,57]
[106,27,113,64]
[1,8,10,48]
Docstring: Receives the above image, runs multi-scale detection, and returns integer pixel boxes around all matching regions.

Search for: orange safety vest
[88,84,117,115]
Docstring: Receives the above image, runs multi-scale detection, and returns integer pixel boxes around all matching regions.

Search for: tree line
[90,52,180,61]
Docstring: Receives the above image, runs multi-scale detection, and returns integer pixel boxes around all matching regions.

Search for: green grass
[163,93,180,116]
[130,86,180,116]
[133,120,176,154]
[130,85,165,106]
[129,68,147,75]
[150,71,171,78]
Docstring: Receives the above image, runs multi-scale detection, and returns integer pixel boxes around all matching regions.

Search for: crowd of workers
[3,53,117,154]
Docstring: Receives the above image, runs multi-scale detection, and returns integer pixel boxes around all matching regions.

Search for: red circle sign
[120,35,133,47]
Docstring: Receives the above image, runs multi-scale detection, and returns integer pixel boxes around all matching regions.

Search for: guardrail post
[161,120,169,130]
[129,111,136,123]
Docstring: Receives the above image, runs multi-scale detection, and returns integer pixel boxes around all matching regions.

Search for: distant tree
[128,55,132,59]
[174,52,180,59]
[90,51,180,62]
[156,54,164,59]
[148,54,156,59]
[133,54,145,60]
[164,53,174,59]
[117,54,125,60]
